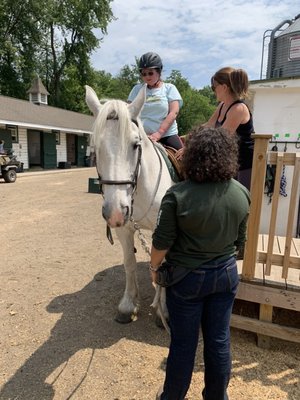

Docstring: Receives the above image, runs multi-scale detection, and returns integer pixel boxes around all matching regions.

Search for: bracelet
[149,264,160,272]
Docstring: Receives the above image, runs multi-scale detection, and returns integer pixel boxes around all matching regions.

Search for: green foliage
[0,1,217,133]
[177,89,215,135]
[85,64,140,102]
[199,85,218,107]
[0,0,43,98]
[166,70,190,93]
[165,70,216,135]
[0,0,114,105]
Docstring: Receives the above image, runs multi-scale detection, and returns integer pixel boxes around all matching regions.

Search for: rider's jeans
[160,256,238,400]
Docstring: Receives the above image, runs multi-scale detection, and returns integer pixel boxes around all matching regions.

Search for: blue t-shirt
[128,82,183,137]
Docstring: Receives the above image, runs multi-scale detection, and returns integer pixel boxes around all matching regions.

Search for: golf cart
[0,152,22,183]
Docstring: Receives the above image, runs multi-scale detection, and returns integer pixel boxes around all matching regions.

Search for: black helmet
[138,52,163,71]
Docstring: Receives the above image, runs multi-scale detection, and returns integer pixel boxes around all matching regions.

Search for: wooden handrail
[242,134,272,280]
[282,153,300,278]
[265,153,283,275]
[242,135,300,281]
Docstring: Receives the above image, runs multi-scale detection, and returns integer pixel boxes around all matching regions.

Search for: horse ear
[85,85,102,116]
[128,84,146,119]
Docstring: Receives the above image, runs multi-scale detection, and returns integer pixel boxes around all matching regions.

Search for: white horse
[85,84,175,323]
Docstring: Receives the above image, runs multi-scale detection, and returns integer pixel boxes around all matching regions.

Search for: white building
[0,77,94,170]
[250,77,300,236]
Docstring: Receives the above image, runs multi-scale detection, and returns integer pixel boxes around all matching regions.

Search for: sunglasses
[141,71,155,77]
[211,82,220,92]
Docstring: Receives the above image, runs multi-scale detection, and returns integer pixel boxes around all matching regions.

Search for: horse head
[85,85,147,228]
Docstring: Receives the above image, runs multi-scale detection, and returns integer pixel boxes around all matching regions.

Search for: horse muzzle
[102,203,130,228]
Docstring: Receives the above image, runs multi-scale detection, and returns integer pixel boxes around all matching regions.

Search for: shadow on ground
[0,262,299,400]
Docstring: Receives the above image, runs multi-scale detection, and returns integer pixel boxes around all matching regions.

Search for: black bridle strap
[97,142,142,246]
[96,115,142,245]
[98,179,136,186]
[97,142,142,194]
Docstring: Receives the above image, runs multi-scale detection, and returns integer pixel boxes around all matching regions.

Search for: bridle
[95,115,162,244]
[96,115,162,244]
[96,116,142,200]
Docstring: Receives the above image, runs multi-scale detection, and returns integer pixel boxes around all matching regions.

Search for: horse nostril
[102,204,109,221]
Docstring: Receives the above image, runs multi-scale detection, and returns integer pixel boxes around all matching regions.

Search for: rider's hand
[149,132,162,142]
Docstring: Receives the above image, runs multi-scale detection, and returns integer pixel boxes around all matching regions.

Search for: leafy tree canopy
[0,0,114,106]
[0,1,216,131]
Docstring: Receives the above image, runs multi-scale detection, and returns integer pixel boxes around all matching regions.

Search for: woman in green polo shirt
[151,126,250,400]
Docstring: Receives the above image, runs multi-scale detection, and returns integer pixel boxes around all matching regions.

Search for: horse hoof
[115,312,136,324]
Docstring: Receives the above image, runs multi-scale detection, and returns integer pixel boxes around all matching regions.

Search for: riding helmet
[138,52,163,71]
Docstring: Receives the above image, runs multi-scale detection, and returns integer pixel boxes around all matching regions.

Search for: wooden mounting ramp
[231,134,300,347]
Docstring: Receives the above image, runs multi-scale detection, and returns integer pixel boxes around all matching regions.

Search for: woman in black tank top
[175,67,254,190]
[206,67,255,190]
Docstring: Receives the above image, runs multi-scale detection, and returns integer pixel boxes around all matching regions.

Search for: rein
[133,142,163,223]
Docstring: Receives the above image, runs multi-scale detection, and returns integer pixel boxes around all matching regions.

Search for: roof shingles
[0,95,94,133]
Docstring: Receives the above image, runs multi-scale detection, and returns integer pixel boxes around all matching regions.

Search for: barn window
[52,130,60,145]
[31,93,39,103]
[6,125,18,143]
[41,94,47,104]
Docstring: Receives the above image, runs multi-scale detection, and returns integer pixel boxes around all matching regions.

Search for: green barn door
[0,129,12,151]
[76,135,87,167]
[42,132,57,169]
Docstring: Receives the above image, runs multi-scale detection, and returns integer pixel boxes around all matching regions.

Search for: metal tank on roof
[261,14,300,79]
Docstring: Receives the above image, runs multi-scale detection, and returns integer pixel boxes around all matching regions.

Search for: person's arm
[203,104,222,128]
[175,104,218,160]
[221,103,250,134]
[149,100,180,142]
[150,190,177,282]
[150,247,169,282]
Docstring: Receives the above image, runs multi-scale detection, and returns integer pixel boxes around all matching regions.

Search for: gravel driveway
[0,169,299,400]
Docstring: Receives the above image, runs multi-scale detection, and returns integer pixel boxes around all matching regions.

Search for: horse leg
[153,287,169,329]
[115,227,139,323]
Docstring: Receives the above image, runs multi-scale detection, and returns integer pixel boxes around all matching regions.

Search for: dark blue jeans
[160,256,239,400]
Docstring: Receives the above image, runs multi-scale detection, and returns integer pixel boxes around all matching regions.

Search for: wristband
[149,264,160,272]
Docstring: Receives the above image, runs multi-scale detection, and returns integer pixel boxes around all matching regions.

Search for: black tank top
[215,100,254,170]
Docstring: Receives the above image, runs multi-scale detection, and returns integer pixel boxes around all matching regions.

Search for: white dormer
[27,75,50,105]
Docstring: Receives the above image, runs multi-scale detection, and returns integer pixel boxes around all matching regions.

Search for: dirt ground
[0,168,299,400]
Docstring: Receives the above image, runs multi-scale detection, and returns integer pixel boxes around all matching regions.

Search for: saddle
[163,145,184,180]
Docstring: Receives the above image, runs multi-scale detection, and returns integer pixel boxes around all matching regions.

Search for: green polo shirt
[152,179,250,269]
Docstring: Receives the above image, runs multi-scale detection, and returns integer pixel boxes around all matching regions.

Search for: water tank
[266,14,300,79]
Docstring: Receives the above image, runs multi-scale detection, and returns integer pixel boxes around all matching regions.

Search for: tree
[166,70,190,93]
[0,0,43,98]
[177,89,215,135]
[165,70,216,135]
[103,64,140,100]
[0,0,114,107]
[199,85,218,107]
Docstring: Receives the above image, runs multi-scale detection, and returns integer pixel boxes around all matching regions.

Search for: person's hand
[175,147,184,160]
[148,132,162,142]
[150,270,158,283]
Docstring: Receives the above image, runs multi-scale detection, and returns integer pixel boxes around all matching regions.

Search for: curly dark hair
[182,126,239,182]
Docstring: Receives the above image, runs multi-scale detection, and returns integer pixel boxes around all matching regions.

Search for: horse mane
[92,99,139,150]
